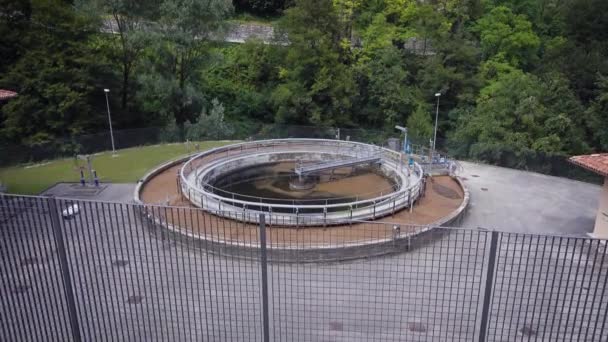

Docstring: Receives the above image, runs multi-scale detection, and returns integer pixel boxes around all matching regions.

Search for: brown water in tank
[213,162,396,202]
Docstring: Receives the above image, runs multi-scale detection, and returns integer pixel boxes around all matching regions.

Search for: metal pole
[479,231,499,342]
[86,155,94,185]
[429,138,433,170]
[104,90,116,154]
[433,94,440,160]
[409,188,413,213]
[403,127,408,157]
[258,214,270,342]
[47,197,82,342]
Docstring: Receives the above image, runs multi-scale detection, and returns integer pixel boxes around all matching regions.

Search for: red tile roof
[0,89,17,101]
[570,153,608,177]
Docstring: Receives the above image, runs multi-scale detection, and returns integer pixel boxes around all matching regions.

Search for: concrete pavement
[458,161,600,235]
[41,160,602,235]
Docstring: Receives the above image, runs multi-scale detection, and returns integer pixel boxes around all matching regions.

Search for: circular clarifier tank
[210,161,398,207]
[178,139,424,226]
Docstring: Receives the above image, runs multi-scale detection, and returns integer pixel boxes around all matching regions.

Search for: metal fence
[0,124,443,167]
[1,194,607,341]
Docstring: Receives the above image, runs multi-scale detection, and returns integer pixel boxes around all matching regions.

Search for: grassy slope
[0,141,234,195]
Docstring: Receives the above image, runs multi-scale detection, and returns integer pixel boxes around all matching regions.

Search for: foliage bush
[185,99,235,140]
[2,0,608,179]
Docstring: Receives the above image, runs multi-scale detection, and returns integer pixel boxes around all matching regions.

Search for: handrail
[182,139,406,185]
[179,139,423,212]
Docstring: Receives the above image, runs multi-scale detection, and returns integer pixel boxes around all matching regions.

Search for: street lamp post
[395,125,408,152]
[395,125,408,175]
[432,92,441,162]
[104,89,116,154]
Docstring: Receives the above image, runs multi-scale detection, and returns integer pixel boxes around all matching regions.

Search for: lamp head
[104,89,110,93]
[435,92,441,97]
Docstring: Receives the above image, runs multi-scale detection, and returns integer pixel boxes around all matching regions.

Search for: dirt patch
[432,182,462,199]
[139,164,182,205]
[139,161,465,246]
[315,173,393,198]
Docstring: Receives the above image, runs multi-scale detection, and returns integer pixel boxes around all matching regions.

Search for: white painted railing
[179,139,424,226]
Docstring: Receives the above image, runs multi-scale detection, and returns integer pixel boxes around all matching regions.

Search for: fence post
[47,197,82,342]
[409,189,413,213]
[479,231,499,342]
[258,214,270,342]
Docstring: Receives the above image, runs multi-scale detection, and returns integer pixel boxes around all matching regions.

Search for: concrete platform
[42,183,136,203]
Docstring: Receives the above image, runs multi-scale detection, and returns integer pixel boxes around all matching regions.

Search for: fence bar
[479,231,499,342]
[259,214,270,342]
[47,197,82,342]
[3,192,608,341]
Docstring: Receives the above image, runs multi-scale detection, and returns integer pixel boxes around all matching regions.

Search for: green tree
[0,0,32,75]
[185,98,234,140]
[450,70,588,164]
[137,0,233,124]
[407,105,433,144]
[474,6,540,68]
[332,0,361,41]
[485,0,569,35]
[417,36,481,113]
[201,41,283,124]
[90,0,160,110]
[585,74,608,151]
[357,45,417,128]
[233,0,287,16]
[0,0,114,144]
[271,0,356,125]
[559,0,608,102]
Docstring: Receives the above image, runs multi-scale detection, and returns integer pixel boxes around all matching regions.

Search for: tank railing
[184,139,406,205]
[195,156,404,205]
[200,158,404,204]
[182,138,393,178]
[189,171,414,208]
[186,173,417,213]
[201,184,410,211]
[183,167,420,214]
[183,182,422,226]
[199,182,401,206]
[183,139,416,186]
[178,139,424,224]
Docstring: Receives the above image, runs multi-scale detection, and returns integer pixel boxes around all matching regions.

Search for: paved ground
[2,163,606,341]
[45,161,603,235]
[459,161,600,235]
[42,183,136,203]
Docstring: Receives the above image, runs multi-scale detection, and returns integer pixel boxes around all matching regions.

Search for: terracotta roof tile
[0,89,17,101]
[569,153,608,177]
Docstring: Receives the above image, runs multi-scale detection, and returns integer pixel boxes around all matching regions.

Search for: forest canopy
[1,0,607,172]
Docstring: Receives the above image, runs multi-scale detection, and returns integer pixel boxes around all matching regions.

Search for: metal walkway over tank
[294,156,382,176]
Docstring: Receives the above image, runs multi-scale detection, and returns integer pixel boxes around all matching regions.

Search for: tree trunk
[122,61,129,109]
[178,53,186,123]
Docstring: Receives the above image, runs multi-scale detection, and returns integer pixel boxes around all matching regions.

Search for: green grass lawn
[0,141,234,195]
